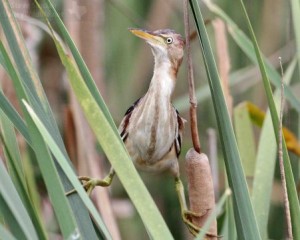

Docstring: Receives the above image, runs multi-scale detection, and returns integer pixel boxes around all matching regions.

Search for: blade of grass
[0,42,31,144]
[225,197,237,240]
[0,195,26,240]
[252,57,297,238]
[0,111,26,186]
[0,224,17,240]
[22,101,112,239]
[238,1,300,239]
[188,1,261,239]
[1,25,103,239]
[0,91,31,145]
[203,0,300,113]
[0,159,38,240]
[0,1,100,238]
[42,0,119,138]
[0,112,47,240]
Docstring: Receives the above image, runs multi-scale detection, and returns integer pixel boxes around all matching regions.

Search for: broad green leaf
[237,1,300,239]
[0,159,38,240]
[188,0,261,239]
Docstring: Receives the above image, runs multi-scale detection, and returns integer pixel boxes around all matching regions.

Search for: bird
[72,28,205,236]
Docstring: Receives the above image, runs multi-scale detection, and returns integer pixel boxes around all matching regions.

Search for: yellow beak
[129,28,163,45]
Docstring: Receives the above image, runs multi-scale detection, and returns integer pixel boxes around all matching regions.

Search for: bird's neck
[147,55,177,99]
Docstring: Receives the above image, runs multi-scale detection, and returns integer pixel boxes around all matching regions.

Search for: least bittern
[70,28,204,236]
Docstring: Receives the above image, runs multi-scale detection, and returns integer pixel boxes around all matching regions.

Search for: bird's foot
[182,210,219,238]
[66,171,115,196]
[182,210,201,236]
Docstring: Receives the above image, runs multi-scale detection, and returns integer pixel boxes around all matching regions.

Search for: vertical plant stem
[183,0,201,153]
[279,57,293,239]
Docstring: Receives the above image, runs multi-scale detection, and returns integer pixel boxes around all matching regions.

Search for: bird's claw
[182,210,201,236]
[182,210,219,238]
[79,177,100,195]
[66,175,113,196]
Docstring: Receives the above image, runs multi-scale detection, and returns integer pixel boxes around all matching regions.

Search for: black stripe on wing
[120,97,142,142]
[174,109,184,157]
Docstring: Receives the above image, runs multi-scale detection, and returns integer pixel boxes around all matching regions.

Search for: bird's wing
[119,97,143,142]
[174,109,186,157]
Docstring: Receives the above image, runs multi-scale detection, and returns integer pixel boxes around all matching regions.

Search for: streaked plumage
[71,28,207,236]
[119,28,186,177]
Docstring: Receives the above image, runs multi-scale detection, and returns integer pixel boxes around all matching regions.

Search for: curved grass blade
[238,1,300,238]
[203,0,300,113]
[0,118,25,200]
[0,42,31,144]
[188,1,261,239]
[0,196,25,240]
[41,0,119,138]
[0,224,17,240]
[0,159,38,240]
[0,1,98,238]
[0,113,47,240]
[0,92,30,145]
[22,101,112,239]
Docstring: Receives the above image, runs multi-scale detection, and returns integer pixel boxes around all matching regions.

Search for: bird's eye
[166,37,173,44]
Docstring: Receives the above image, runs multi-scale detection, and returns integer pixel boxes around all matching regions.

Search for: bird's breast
[125,96,177,169]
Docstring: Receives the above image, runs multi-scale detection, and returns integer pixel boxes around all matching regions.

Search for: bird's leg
[66,168,115,196]
[175,177,218,237]
[175,177,201,236]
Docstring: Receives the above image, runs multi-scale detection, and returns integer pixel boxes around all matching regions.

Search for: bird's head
[129,28,185,74]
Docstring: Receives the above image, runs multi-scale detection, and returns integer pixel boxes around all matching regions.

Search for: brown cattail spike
[185,148,217,239]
